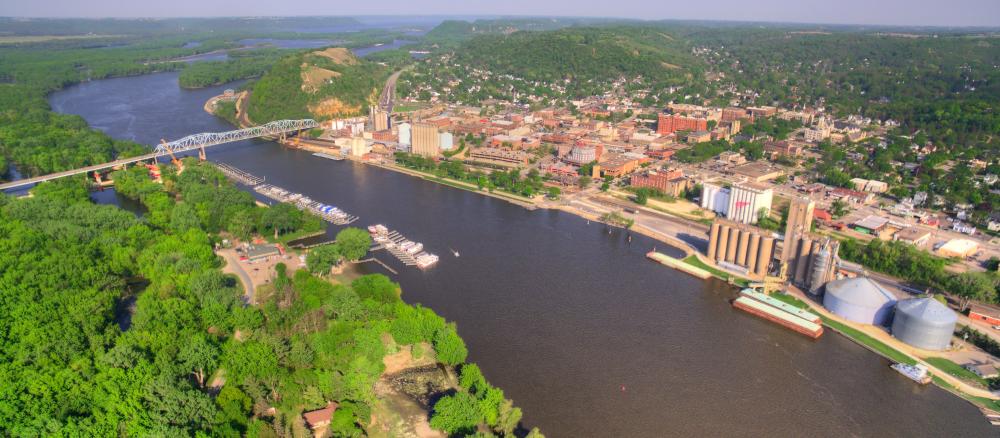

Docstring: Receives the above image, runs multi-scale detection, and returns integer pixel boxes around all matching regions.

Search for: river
[45,72,994,437]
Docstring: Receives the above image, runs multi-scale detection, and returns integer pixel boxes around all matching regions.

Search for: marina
[215,162,264,185]
[254,183,358,225]
[368,224,439,270]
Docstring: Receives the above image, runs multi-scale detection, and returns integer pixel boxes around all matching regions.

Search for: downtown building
[656,113,708,135]
[411,123,441,158]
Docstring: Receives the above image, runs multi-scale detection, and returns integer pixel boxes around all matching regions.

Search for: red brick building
[630,169,688,196]
[657,113,708,135]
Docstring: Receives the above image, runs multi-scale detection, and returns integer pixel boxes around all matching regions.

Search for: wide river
[47,72,993,437]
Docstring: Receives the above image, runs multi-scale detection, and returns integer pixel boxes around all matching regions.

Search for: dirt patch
[311,47,359,65]
[301,65,341,93]
[309,97,363,118]
[384,344,437,375]
[661,61,681,70]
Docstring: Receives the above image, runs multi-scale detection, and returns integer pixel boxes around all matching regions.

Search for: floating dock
[739,289,822,324]
[732,296,824,339]
[313,152,345,161]
[368,224,438,269]
[646,251,711,279]
[215,162,264,186]
[254,184,358,225]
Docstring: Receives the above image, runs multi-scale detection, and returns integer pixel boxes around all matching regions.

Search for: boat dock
[215,162,264,186]
[254,184,359,225]
[359,257,399,275]
[368,224,439,269]
[646,251,711,279]
[313,152,345,161]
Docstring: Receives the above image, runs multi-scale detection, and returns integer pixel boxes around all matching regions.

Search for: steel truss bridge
[0,119,318,191]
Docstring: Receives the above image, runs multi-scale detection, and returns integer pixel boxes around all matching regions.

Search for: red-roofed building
[303,402,338,430]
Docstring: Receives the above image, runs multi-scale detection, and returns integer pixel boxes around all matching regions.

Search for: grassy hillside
[246,47,388,122]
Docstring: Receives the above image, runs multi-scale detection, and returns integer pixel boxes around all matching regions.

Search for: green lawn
[682,255,750,287]
[925,357,988,386]
[821,317,916,365]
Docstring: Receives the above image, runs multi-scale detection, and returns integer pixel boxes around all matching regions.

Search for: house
[303,401,339,430]
[894,227,932,248]
[963,363,999,379]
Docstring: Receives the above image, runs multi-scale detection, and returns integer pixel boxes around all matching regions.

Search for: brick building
[657,113,708,135]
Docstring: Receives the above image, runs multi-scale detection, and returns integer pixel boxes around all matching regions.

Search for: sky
[2,0,1000,28]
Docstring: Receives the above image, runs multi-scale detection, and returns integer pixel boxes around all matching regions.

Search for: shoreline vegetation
[0,158,541,436]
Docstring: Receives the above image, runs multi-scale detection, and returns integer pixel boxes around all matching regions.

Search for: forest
[246,49,388,122]
[178,49,286,89]
[0,161,534,436]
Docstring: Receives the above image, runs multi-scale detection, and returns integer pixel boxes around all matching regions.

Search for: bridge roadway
[0,119,317,192]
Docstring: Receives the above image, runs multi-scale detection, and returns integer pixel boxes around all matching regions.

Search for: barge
[313,152,345,161]
[739,289,822,324]
[732,296,824,339]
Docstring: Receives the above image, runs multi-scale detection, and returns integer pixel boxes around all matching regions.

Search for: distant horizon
[2,14,1000,31]
[2,0,1000,28]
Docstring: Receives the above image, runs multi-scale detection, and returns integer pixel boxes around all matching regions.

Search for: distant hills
[448,26,701,86]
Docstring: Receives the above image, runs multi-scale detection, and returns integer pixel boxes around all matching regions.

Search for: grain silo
[891,298,957,351]
[823,277,897,325]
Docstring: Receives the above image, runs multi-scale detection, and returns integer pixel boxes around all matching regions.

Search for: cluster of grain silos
[891,298,958,351]
[784,236,839,294]
[822,277,897,325]
[707,220,774,278]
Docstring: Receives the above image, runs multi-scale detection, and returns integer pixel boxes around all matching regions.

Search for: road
[379,70,403,113]
[220,251,255,304]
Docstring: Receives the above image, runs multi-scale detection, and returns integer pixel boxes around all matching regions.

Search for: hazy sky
[3,0,1000,27]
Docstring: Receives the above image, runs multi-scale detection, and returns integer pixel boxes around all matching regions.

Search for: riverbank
[779,287,1000,411]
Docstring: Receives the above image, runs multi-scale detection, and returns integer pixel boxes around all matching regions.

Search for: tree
[430,392,482,435]
[227,209,256,240]
[495,399,522,437]
[433,324,468,366]
[546,186,561,199]
[577,176,591,189]
[335,227,372,261]
[526,427,546,438]
[600,182,610,192]
[830,199,850,219]
[951,272,997,311]
[634,189,648,205]
[352,274,400,303]
[260,203,301,236]
[177,334,219,388]
[307,244,342,274]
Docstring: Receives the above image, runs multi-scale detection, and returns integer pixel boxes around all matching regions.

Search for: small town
[3,8,1000,438]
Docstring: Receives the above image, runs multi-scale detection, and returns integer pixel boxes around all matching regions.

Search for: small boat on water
[891,363,932,385]
[450,248,460,257]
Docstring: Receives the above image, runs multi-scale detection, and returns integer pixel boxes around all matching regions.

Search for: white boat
[891,363,931,385]
[406,243,423,254]
[450,248,460,257]
[416,253,439,269]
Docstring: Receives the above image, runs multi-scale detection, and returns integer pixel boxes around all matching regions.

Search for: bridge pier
[198,146,207,161]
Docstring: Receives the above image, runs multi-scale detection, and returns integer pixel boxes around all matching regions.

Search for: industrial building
[823,277,897,325]
[706,219,776,279]
[411,122,440,158]
[701,181,773,224]
[397,122,412,146]
[891,298,957,351]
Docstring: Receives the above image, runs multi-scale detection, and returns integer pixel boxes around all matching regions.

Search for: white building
[397,122,411,146]
[439,132,454,151]
[700,181,773,224]
[701,182,731,216]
